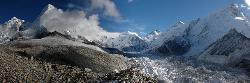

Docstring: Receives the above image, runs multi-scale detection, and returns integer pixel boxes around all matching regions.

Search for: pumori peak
[40,4,58,15]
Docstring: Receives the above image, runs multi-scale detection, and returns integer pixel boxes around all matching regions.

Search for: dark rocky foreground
[0,42,157,82]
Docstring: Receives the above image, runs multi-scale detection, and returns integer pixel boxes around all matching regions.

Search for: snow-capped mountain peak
[144,30,161,42]
[211,4,245,20]
[225,4,244,17]
[170,21,185,29]
[182,3,250,56]
[145,2,250,56]
[149,30,161,35]
[40,4,58,15]
[244,0,250,7]
[47,4,56,10]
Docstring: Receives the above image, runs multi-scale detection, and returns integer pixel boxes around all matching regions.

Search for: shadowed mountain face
[142,36,191,57]
[198,29,250,66]
[156,37,191,55]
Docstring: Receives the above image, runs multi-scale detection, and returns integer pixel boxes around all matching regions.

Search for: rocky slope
[7,42,131,74]
[0,44,156,82]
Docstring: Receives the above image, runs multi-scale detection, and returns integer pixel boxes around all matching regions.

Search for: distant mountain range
[145,3,250,67]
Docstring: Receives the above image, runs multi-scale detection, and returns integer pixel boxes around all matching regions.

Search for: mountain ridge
[144,3,250,57]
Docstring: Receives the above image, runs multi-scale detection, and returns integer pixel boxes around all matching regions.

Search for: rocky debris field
[99,68,157,82]
[0,43,157,82]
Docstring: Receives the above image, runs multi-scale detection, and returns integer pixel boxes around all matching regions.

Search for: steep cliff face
[145,36,191,55]
[198,29,250,66]
[158,37,190,55]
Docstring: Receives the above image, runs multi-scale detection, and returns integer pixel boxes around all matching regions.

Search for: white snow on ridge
[245,0,250,7]
[127,31,141,38]
[235,17,245,20]
[179,21,185,24]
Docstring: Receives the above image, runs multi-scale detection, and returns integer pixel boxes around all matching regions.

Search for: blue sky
[0,0,241,34]
[104,0,240,33]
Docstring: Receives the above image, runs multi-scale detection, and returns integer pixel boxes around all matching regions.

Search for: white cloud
[38,5,112,41]
[90,0,121,19]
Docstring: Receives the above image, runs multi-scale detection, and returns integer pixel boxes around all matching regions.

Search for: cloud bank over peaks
[67,0,121,20]
[90,0,121,19]
[37,4,117,41]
